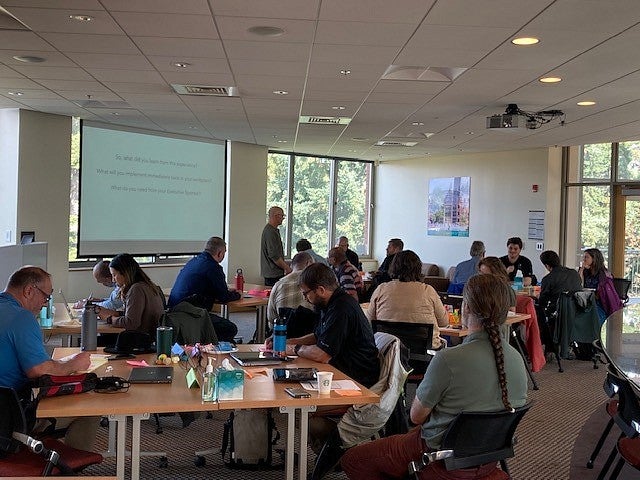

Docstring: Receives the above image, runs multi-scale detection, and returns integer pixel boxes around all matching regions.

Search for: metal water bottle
[273,316,287,358]
[235,268,245,293]
[81,302,98,351]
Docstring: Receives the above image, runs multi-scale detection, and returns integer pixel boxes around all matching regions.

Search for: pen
[88,291,93,302]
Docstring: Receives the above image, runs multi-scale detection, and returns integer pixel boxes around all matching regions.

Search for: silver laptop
[58,290,78,319]
[230,352,285,366]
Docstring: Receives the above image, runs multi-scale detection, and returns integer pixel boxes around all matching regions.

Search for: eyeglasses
[32,284,52,302]
[301,288,315,299]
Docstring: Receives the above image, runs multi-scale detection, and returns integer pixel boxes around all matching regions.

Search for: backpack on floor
[221,409,281,469]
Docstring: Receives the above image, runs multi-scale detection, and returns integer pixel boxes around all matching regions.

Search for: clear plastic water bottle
[273,316,287,358]
[514,269,524,291]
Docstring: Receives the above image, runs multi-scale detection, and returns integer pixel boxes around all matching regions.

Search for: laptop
[58,290,78,320]
[128,366,173,384]
[230,351,286,366]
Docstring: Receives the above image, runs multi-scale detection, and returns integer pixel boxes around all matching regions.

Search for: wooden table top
[41,303,123,336]
[38,345,378,418]
[439,313,530,337]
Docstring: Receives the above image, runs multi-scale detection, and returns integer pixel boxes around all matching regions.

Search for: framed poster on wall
[427,177,470,237]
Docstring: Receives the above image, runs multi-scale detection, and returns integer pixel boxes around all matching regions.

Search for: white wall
[373,147,562,282]
[0,109,19,246]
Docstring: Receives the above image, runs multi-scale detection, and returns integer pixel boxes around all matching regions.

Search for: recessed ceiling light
[172,62,191,68]
[512,37,539,45]
[539,76,562,83]
[273,90,288,95]
[340,69,351,75]
[8,91,23,96]
[187,125,198,129]
[577,101,596,106]
[467,131,474,135]
[411,121,424,126]
[111,112,120,116]
[12,55,45,63]
[247,26,285,37]
[332,106,346,110]
[69,14,93,22]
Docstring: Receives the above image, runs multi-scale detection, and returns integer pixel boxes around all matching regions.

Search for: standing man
[261,206,292,286]
[74,260,124,311]
[337,236,361,271]
[267,252,314,328]
[452,240,486,284]
[327,247,363,301]
[0,266,97,450]
[168,237,240,342]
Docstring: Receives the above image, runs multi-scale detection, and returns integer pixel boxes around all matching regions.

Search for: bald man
[261,206,292,286]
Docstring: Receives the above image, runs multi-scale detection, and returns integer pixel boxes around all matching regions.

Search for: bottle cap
[205,357,214,373]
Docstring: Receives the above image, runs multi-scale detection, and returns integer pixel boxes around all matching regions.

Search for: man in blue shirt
[168,237,240,341]
[0,266,97,450]
[452,240,486,284]
[74,260,124,311]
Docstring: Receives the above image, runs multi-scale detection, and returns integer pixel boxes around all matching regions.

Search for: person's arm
[285,342,331,363]
[110,284,143,330]
[26,352,92,378]
[521,257,534,287]
[409,395,432,425]
[274,257,292,275]
[208,264,241,303]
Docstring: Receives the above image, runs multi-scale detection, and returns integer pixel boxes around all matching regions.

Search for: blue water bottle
[273,317,287,358]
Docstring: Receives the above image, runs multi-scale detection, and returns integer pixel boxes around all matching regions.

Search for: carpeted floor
[76,312,637,479]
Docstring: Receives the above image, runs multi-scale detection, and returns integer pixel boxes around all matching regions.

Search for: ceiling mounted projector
[486,104,565,131]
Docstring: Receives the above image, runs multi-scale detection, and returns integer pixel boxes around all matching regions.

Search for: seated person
[337,236,361,271]
[266,263,380,452]
[478,256,516,310]
[537,250,583,351]
[452,240,485,284]
[96,253,164,337]
[500,236,535,286]
[579,248,622,322]
[267,252,314,329]
[363,238,404,303]
[328,247,363,301]
[296,238,328,266]
[0,266,98,450]
[168,237,240,342]
[74,260,124,311]
[340,274,528,479]
[366,250,448,350]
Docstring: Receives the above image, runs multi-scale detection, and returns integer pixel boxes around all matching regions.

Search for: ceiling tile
[5,7,123,34]
[65,52,154,70]
[315,21,415,46]
[216,16,315,43]
[319,0,434,23]
[40,33,139,54]
[209,0,320,19]
[10,65,93,81]
[224,40,310,61]
[103,0,211,14]
[147,56,231,74]
[89,70,166,84]
[132,37,225,58]
[0,31,56,51]
[112,12,219,38]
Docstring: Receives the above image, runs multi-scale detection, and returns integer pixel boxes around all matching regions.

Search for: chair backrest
[612,277,631,304]
[438,293,463,312]
[371,320,434,374]
[440,403,531,470]
[553,291,600,358]
[0,387,28,455]
[607,371,640,438]
[161,301,218,345]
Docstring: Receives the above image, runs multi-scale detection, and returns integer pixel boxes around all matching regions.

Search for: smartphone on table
[284,387,311,398]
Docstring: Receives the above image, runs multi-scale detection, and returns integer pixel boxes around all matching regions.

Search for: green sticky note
[185,367,200,389]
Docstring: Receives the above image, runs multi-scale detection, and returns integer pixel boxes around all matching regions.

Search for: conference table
[439,312,531,337]
[41,303,123,346]
[600,303,640,389]
[38,345,378,480]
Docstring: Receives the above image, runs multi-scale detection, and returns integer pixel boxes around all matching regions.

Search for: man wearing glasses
[0,266,98,450]
[261,206,292,286]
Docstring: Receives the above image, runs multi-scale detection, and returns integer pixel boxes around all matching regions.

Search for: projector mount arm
[504,103,565,129]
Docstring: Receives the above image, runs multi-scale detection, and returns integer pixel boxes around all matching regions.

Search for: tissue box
[217,369,244,400]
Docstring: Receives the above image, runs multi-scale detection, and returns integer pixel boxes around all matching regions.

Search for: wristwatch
[294,344,302,356]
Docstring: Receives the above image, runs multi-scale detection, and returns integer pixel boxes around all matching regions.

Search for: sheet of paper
[300,379,361,391]
[126,360,149,367]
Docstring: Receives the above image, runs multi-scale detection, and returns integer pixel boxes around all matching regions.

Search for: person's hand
[73,299,87,309]
[264,335,273,351]
[506,265,515,274]
[70,351,91,372]
[96,307,117,320]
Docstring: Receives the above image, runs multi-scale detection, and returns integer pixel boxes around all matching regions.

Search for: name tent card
[185,367,200,389]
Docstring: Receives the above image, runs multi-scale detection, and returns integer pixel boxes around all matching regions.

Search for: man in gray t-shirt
[261,206,292,286]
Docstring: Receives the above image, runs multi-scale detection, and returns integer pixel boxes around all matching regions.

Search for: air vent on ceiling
[172,84,238,96]
[375,140,418,147]
[0,7,30,31]
[74,100,132,109]
[381,65,467,82]
[299,115,352,125]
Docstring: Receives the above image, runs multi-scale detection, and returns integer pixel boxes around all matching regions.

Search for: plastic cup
[317,371,333,395]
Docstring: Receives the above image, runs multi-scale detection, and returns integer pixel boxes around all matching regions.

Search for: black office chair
[612,277,632,305]
[595,370,640,480]
[408,403,531,480]
[0,386,102,476]
[371,320,439,383]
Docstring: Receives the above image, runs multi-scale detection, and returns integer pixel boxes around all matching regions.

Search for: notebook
[58,290,78,320]
[230,351,285,366]
[127,366,173,384]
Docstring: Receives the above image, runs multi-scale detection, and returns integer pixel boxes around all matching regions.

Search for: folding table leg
[511,329,539,390]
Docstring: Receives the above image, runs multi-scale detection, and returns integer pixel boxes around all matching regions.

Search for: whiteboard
[0,242,48,288]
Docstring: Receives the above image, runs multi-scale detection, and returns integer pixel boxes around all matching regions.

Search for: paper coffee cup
[317,371,333,395]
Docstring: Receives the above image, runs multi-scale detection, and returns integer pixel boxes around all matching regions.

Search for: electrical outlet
[536,242,544,251]
[4,230,11,242]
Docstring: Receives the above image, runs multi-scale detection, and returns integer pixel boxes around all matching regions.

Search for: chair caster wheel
[587,460,594,469]
[194,455,206,467]
[100,417,109,428]
[159,456,168,468]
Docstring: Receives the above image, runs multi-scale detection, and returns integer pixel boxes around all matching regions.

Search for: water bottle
[235,268,244,293]
[81,302,98,351]
[514,269,524,291]
[273,316,287,358]
[202,357,217,402]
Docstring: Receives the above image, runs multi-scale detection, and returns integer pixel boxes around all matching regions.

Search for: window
[617,141,640,181]
[266,152,374,259]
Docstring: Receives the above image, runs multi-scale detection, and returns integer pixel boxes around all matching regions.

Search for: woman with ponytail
[341,274,528,479]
